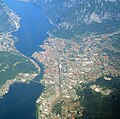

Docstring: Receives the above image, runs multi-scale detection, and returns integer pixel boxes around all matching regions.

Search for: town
[33,31,120,119]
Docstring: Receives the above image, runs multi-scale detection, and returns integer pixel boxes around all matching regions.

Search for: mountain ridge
[31,0,120,39]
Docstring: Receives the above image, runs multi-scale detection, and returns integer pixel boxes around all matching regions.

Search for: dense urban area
[33,31,120,118]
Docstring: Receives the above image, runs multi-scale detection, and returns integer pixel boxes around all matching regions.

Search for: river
[0,0,52,119]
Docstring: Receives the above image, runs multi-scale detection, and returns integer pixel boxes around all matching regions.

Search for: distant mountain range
[31,0,120,39]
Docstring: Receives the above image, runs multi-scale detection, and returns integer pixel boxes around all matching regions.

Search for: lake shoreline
[0,0,52,118]
[0,1,42,98]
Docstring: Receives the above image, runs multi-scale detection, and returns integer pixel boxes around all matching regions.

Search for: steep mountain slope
[32,0,120,39]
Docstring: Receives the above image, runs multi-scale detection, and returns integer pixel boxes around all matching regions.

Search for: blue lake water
[4,0,52,56]
[0,0,52,118]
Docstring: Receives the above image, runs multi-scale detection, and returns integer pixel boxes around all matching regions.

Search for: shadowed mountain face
[31,0,120,38]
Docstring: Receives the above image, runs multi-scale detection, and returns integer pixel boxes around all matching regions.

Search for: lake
[4,0,52,56]
[0,0,52,118]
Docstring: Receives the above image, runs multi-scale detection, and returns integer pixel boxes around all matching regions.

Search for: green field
[0,51,38,87]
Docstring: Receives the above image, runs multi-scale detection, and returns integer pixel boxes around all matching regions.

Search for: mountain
[31,0,120,39]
